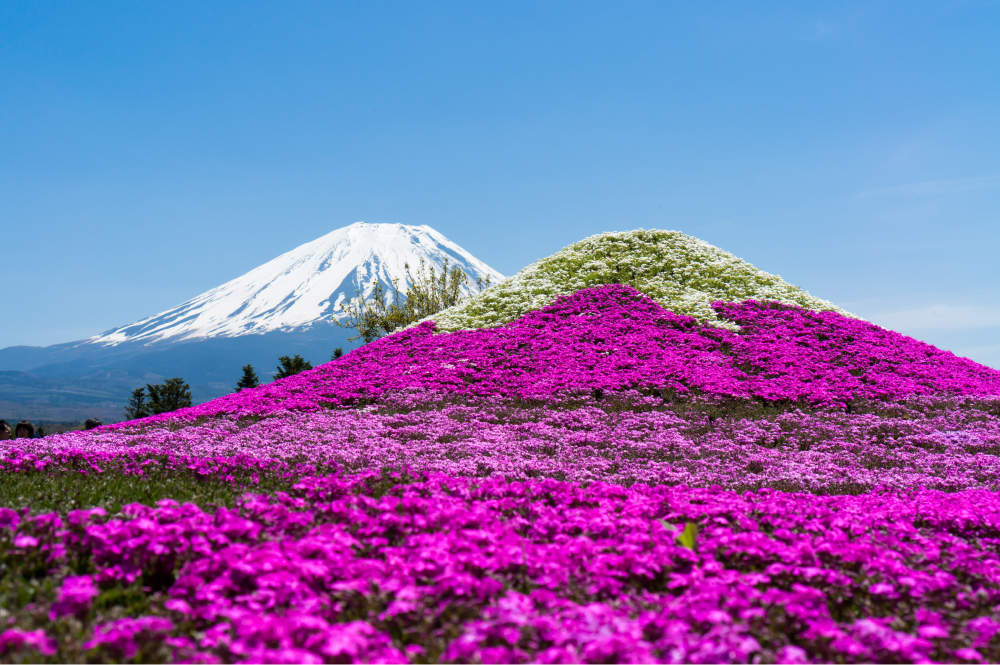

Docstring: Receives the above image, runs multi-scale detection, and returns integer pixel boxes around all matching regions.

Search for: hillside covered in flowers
[4,234,1000,664]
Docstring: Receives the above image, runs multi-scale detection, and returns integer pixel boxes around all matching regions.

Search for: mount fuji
[0,223,503,422]
[89,222,503,346]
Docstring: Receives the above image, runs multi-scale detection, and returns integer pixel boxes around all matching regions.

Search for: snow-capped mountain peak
[88,222,504,347]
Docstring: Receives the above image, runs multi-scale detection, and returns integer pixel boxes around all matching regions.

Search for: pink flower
[84,616,174,660]
[12,534,38,548]
[0,629,57,656]
[50,575,99,620]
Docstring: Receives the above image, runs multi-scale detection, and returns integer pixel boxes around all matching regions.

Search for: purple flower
[50,575,99,620]
[0,508,20,529]
[0,629,57,656]
[12,534,38,548]
[84,616,174,660]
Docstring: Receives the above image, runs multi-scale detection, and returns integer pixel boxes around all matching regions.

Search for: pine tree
[275,355,313,379]
[235,364,260,392]
[146,378,193,415]
[124,388,149,420]
[332,347,344,360]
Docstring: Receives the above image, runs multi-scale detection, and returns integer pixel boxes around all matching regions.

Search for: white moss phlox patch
[426,229,855,332]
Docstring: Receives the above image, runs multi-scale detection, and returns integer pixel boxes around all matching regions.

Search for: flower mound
[5,284,1000,663]
[428,229,853,331]
[117,284,998,421]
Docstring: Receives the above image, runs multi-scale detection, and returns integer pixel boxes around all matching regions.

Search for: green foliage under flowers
[429,229,854,332]
[0,456,298,516]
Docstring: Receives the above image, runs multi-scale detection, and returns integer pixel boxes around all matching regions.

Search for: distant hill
[0,222,503,421]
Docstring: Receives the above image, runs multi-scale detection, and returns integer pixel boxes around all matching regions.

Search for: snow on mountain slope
[88,223,504,347]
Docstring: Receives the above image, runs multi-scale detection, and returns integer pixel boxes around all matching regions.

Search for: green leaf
[658,519,677,532]
[676,522,699,550]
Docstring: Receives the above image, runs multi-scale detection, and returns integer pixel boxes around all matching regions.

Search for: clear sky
[2,1,999,366]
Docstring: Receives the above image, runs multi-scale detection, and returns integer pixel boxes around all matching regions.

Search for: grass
[0,464,298,516]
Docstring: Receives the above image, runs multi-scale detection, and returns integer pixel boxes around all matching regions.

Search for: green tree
[124,387,149,420]
[336,258,490,344]
[146,378,193,415]
[275,355,312,379]
[331,347,344,360]
[403,257,485,320]
[234,364,260,392]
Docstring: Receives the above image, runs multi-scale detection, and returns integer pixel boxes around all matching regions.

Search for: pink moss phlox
[9,390,1000,493]
[49,575,99,620]
[0,628,57,657]
[6,475,1000,661]
[70,285,1000,426]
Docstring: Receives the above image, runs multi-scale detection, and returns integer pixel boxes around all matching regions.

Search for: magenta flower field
[4,286,1000,663]
[142,286,1000,419]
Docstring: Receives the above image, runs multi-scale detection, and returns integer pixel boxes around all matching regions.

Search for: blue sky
[2,1,999,366]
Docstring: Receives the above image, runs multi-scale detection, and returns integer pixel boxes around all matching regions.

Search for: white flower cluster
[426,229,857,332]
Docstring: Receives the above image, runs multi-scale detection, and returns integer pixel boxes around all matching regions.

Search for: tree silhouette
[124,388,149,420]
[235,364,260,392]
[146,378,193,414]
[275,355,312,379]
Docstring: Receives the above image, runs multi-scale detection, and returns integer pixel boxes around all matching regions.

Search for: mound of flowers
[429,229,853,332]
[4,285,1000,663]
[140,285,998,420]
